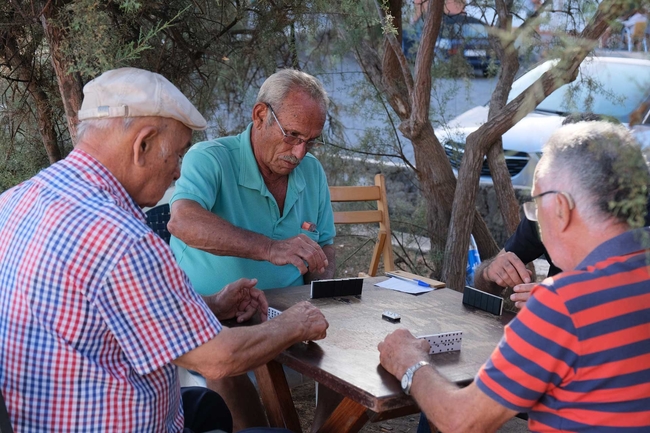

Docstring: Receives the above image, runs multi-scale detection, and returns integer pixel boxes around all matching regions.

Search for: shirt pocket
[300,228,320,242]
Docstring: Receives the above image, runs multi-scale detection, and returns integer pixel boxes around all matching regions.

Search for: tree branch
[411,0,445,127]
[373,0,414,99]
[472,0,626,150]
[442,0,627,291]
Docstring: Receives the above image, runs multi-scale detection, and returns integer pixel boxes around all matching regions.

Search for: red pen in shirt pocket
[301,221,316,232]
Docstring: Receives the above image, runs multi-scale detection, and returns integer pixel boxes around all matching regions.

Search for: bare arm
[474,249,532,295]
[168,199,328,274]
[174,301,328,379]
[378,329,517,432]
[201,278,269,323]
[474,257,506,295]
[304,244,336,283]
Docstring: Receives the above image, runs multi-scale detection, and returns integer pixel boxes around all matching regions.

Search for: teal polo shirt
[170,123,336,295]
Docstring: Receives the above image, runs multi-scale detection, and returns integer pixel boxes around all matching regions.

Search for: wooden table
[253,277,514,433]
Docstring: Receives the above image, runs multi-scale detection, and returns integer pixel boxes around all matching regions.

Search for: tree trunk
[358,0,499,276]
[40,9,83,146]
[402,122,500,275]
[1,29,61,163]
[485,0,523,238]
[441,0,628,291]
[486,140,520,235]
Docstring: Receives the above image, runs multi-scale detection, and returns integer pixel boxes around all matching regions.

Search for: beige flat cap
[78,67,207,130]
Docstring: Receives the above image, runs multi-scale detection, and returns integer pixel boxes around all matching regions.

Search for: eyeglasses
[522,190,575,221]
[266,104,326,151]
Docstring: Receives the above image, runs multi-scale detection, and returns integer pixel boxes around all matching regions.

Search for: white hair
[76,117,134,141]
[255,69,329,118]
[536,121,649,227]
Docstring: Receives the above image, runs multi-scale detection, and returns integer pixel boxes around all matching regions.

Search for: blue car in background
[403,13,499,75]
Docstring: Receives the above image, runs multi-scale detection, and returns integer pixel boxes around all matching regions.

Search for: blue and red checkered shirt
[0,149,221,432]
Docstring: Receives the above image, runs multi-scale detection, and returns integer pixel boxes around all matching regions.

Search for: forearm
[304,244,336,283]
[175,318,304,379]
[410,368,514,432]
[473,259,504,295]
[169,200,272,261]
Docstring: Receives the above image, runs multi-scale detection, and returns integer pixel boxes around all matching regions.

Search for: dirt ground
[291,379,421,433]
[290,378,529,432]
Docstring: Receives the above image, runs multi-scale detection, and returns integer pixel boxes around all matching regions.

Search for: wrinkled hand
[510,282,536,309]
[378,329,430,379]
[212,278,269,323]
[485,252,532,288]
[280,301,329,341]
[267,235,328,275]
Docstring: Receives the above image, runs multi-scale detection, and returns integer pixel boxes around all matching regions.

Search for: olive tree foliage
[327,0,640,289]
[0,0,362,192]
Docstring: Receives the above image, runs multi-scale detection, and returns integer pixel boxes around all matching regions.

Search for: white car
[443,55,650,188]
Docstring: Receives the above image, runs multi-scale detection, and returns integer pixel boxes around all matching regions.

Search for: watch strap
[402,360,429,395]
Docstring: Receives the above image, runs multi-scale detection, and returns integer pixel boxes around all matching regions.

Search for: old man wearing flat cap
[0,67,327,433]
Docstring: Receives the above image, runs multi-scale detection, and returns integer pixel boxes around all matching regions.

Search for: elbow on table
[166,212,184,240]
[192,353,239,381]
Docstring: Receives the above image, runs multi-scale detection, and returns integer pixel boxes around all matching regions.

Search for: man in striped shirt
[0,68,328,432]
[378,121,650,432]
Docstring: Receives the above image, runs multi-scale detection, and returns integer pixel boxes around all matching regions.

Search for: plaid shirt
[0,150,221,432]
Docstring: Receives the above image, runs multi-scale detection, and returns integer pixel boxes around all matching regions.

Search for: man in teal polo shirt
[168,69,337,430]
[168,121,335,292]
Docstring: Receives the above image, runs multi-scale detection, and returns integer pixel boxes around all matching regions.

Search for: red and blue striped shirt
[477,228,650,432]
[0,150,221,432]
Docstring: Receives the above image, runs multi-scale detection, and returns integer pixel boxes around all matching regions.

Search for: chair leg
[368,230,386,277]
[627,29,633,51]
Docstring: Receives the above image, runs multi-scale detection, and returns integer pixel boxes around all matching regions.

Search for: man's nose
[291,142,308,159]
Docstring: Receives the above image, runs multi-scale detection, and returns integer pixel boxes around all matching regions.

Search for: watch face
[401,373,409,390]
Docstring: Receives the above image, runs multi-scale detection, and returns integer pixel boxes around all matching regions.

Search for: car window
[507,59,650,123]
[462,23,488,39]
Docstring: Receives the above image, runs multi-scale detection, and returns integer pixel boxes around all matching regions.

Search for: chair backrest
[329,173,395,276]
[0,389,14,433]
[633,21,647,39]
[145,203,172,244]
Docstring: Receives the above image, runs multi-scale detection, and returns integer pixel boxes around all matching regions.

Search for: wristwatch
[401,361,429,395]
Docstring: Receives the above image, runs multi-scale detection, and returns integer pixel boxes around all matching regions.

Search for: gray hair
[536,121,649,227]
[76,117,134,141]
[255,69,329,115]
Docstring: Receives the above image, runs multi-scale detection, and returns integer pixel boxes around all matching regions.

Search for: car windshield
[507,58,650,123]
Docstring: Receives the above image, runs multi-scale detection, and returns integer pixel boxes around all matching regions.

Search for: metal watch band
[402,361,429,395]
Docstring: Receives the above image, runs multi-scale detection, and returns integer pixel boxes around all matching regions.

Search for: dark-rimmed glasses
[523,190,575,221]
[266,104,326,151]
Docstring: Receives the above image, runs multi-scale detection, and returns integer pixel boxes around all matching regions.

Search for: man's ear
[132,126,158,167]
[252,103,269,129]
[554,193,572,232]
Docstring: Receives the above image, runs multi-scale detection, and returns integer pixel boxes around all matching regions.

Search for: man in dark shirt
[474,216,559,307]
[475,113,649,307]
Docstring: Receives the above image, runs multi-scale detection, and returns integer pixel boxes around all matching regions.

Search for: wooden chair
[329,173,395,276]
[627,21,648,52]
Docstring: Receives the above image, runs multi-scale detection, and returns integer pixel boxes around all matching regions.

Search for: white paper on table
[374,277,433,294]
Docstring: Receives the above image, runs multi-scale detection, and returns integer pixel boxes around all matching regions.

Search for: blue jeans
[181,387,293,433]
[417,413,432,433]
